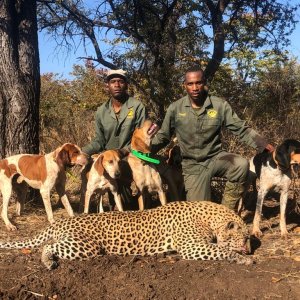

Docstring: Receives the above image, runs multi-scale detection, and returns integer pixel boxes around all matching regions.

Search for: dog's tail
[0,226,53,249]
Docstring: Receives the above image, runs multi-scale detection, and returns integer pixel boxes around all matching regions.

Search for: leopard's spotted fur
[0,201,252,269]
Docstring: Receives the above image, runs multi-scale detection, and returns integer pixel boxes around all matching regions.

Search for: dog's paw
[6,223,17,231]
[130,181,139,196]
[252,228,262,238]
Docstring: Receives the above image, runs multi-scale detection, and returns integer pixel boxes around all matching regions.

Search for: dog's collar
[131,150,160,164]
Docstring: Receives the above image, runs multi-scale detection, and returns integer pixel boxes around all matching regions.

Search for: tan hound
[128,120,167,210]
[84,150,124,213]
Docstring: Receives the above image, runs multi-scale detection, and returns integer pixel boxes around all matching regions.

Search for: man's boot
[222,182,245,210]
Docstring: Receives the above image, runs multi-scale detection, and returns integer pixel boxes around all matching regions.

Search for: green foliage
[254,59,300,121]
[210,56,300,148]
[40,56,300,156]
[37,1,300,152]
[70,61,107,110]
[40,62,108,152]
[40,73,71,129]
[36,0,300,119]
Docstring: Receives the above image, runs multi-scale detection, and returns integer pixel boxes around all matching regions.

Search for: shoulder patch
[207,109,218,118]
[178,112,186,117]
[127,108,134,118]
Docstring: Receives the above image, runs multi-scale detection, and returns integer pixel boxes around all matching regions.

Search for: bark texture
[0,0,40,158]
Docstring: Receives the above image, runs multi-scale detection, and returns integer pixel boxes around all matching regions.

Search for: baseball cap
[106,69,128,82]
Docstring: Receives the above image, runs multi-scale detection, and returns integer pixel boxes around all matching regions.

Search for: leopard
[0,201,252,269]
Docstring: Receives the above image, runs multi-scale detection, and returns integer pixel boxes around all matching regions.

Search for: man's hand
[265,143,275,152]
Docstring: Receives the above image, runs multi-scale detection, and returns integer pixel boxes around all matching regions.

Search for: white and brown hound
[84,150,124,213]
[250,139,300,237]
[0,143,88,230]
[127,120,167,210]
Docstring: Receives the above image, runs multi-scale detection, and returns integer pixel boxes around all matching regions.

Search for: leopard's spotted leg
[176,238,252,265]
[41,235,102,269]
[174,226,252,265]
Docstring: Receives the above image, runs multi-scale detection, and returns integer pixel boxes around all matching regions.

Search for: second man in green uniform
[151,65,274,210]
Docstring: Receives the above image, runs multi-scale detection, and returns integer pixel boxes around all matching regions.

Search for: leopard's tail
[0,226,53,249]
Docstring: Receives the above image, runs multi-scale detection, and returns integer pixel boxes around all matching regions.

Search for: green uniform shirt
[83,96,146,155]
[151,95,268,174]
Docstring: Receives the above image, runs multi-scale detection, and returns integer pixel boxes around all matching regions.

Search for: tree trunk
[204,0,228,82]
[0,0,40,158]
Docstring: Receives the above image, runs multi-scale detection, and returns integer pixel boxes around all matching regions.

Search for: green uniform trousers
[183,151,249,210]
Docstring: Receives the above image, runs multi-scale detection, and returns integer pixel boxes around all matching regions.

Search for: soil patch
[0,196,300,299]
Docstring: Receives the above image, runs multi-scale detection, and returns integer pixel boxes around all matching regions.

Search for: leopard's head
[216,220,250,254]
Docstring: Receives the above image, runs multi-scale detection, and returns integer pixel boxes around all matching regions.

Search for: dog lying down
[249,139,300,237]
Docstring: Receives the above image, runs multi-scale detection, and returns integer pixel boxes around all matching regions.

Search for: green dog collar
[131,149,160,165]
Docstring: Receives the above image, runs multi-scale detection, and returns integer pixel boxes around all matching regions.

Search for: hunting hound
[84,150,124,213]
[127,120,167,210]
[0,143,88,230]
[250,139,300,237]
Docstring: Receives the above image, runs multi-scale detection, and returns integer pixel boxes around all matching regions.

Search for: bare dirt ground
[1,192,300,300]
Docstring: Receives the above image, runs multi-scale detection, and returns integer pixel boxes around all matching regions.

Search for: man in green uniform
[83,69,146,155]
[151,65,274,210]
[81,69,146,211]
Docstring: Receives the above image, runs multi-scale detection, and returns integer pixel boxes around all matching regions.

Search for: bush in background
[40,62,108,153]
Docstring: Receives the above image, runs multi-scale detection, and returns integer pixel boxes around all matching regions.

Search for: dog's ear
[94,154,104,176]
[55,148,71,169]
[116,148,130,159]
[132,135,149,152]
[167,146,177,165]
[275,141,292,171]
[91,154,100,161]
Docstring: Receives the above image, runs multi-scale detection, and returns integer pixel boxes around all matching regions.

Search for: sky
[38,6,300,79]
[39,33,87,78]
